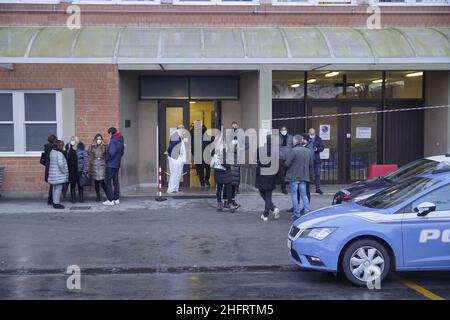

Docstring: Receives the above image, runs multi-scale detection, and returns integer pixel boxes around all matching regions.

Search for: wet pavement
[0,194,449,300]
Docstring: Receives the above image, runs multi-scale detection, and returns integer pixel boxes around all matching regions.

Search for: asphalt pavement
[0,193,448,300]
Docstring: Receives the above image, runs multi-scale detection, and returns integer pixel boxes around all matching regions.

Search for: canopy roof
[1,26,449,67]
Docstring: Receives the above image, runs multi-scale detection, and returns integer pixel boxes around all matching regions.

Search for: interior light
[290,83,300,88]
[307,79,317,84]
[406,72,423,78]
[354,83,361,88]
[189,101,196,104]
[325,72,339,78]
[372,79,383,84]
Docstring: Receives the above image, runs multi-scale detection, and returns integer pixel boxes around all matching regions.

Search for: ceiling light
[325,72,339,78]
[290,83,300,88]
[307,79,317,84]
[372,79,383,84]
[406,72,423,78]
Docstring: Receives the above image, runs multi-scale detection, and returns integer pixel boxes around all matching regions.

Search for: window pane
[24,93,56,121]
[385,71,423,99]
[140,76,188,99]
[412,184,450,212]
[272,72,305,99]
[0,93,13,121]
[190,77,239,99]
[345,71,383,99]
[26,124,57,152]
[307,71,344,99]
[0,124,14,152]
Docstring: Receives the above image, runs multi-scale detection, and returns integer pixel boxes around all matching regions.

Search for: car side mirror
[414,202,437,217]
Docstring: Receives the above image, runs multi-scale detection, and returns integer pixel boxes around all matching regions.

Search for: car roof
[426,154,450,162]
[420,170,450,181]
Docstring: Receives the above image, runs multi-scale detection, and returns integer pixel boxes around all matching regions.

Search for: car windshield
[383,159,439,183]
[361,177,438,209]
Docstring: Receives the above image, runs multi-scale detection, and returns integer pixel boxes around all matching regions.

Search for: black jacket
[255,144,277,191]
[310,135,325,163]
[214,148,240,186]
[43,143,53,182]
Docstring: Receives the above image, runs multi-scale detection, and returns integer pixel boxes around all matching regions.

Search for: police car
[288,163,450,286]
[332,154,450,205]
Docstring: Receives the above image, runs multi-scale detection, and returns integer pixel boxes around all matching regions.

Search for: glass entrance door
[308,101,380,184]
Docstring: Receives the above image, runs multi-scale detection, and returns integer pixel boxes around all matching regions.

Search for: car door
[402,183,450,268]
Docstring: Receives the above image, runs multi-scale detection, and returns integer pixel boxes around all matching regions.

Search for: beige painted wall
[138,100,158,185]
[424,71,450,156]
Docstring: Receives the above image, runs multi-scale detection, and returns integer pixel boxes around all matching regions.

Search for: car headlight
[300,228,336,240]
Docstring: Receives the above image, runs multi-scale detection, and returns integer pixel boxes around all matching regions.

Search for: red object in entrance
[369,164,399,179]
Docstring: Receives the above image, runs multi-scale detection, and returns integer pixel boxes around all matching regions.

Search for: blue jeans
[314,162,321,191]
[105,167,120,201]
[290,181,310,217]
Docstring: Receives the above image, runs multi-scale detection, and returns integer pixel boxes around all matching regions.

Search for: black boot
[79,187,84,203]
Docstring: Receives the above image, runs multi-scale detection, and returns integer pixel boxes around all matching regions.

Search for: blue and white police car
[288,164,450,286]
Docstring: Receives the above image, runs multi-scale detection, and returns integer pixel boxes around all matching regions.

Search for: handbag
[40,152,46,166]
[210,154,226,171]
[79,173,92,187]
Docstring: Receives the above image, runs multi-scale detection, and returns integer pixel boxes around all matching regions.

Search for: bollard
[155,165,167,202]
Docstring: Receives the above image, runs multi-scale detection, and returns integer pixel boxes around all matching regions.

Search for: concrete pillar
[424,71,450,156]
[258,66,273,146]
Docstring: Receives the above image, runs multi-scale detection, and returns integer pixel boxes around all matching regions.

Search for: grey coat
[284,145,314,183]
[48,150,69,185]
[279,133,294,160]
[88,143,107,181]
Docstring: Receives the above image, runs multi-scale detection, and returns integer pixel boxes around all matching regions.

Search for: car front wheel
[341,239,390,286]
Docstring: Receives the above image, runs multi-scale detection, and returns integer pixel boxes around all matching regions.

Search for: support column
[258,65,273,146]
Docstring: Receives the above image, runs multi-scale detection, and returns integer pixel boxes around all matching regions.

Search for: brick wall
[0,4,449,27]
[0,64,119,192]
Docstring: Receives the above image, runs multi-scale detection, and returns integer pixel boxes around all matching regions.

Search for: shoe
[286,207,294,213]
[53,204,65,209]
[272,207,280,220]
[114,200,120,205]
[316,189,324,195]
[229,203,239,213]
[206,180,211,187]
[281,188,288,195]
[217,202,224,212]
[300,209,305,216]
[291,214,300,221]
[260,214,268,222]
[223,201,230,210]
[47,199,54,206]
[231,200,241,209]
[102,200,115,206]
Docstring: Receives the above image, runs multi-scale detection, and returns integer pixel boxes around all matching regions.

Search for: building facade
[0,1,450,193]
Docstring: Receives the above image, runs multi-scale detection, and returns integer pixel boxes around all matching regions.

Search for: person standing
[65,136,88,203]
[284,135,314,218]
[41,134,57,205]
[308,128,325,194]
[165,125,187,194]
[48,140,68,210]
[191,124,211,187]
[224,121,242,208]
[277,126,293,194]
[103,127,125,206]
[255,136,280,222]
[89,134,107,202]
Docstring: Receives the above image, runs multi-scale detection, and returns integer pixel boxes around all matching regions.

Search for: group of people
[41,127,125,209]
[165,121,324,221]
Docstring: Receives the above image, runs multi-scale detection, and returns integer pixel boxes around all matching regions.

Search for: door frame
[306,99,382,184]
[158,99,222,188]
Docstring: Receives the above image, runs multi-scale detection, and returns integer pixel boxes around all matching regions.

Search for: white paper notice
[356,127,372,139]
[320,148,330,160]
[319,124,331,141]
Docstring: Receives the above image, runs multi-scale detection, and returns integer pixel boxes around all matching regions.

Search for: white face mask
[310,134,315,139]
[70,140,75,146]
[96,139,102,145]
[280,130,287,136]
[232,139,238,145]
[183,137,189,143]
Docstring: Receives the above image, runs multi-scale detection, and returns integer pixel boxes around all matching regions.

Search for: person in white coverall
[166,125,187,193]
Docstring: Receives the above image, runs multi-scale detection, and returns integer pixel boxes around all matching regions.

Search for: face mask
[232,125,238,130]
[232,139,238,145]
[280,130,287,136]
[70,141,75,146]
[310,134,315,139]
[183,137,189,143]
[96,139,102,145]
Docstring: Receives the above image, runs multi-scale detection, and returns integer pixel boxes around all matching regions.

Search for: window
[272,72,305,99]
[0,91,62,155]
[384,158,440,184]
[411,184,450,212]
[361,177,438,209]
[385,71,423,99]
[0,93,14,152]
[307,71,344,99]
[345,71,383,99]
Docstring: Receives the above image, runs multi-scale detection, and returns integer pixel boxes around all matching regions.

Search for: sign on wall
[319,124,331,141]
[356,127,372,139]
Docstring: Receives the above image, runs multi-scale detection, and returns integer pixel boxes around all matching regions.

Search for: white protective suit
[167,139,186,193]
